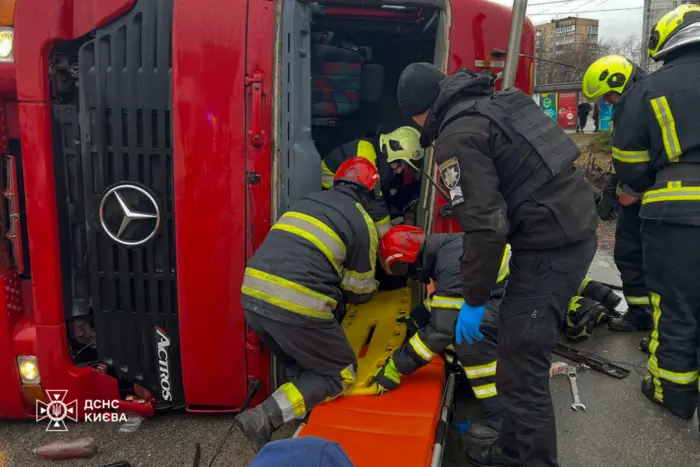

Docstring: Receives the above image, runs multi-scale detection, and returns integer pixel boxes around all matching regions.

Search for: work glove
[440,204,453,218]
[455,303,485,345]
[370,357,401,394]
[596,191,618,221]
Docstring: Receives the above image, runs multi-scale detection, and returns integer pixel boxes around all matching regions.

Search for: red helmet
[333,157,380,192]
[379,225,425,274]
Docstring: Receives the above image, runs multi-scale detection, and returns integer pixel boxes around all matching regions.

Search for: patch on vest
[438,158,461,190]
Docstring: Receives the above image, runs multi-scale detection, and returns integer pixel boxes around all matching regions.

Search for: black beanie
[397,62,445,117]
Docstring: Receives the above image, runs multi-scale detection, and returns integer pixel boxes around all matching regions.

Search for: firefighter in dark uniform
[582,55,652,333]
[236,157,380,452]
[321,126,422,238]
[397,63,598,467]
[372,225,511,445]
[611,3,700,421]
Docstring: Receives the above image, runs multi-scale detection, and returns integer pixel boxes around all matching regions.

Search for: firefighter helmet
[378,126,423,164]
[333,156,380,192]
[582,56,636,100]
[379,225,425,275]
[648,3,700,61]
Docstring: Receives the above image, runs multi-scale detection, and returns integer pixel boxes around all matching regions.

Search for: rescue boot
[464,421,499,445]
[639,335,651,355]
[641,377,696,420]
[467,442,520,467]
[234,403,276,453]
[608,307,652,332]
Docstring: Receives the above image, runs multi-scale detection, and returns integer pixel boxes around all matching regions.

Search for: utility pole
[502,0,529,90]
[640,0,652,71]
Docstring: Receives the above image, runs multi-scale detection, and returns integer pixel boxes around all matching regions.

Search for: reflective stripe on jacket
[611,50,700,223]
[242,186,378,322]
[420,234,510,313]
[321,138,392,237]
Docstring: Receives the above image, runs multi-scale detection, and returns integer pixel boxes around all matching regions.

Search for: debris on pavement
[33,437,98,461]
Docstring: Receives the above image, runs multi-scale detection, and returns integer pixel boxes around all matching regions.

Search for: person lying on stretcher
[371,225,510,445]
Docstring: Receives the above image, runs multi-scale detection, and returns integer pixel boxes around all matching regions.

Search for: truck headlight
[0,27,14,63]
[17,355,40,384]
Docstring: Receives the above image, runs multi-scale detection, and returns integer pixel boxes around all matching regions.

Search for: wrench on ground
[568,369,586,411]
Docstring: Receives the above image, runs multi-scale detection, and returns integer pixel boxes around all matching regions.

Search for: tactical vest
[439,88,581,214]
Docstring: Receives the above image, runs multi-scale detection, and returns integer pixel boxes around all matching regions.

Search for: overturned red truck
[2,0,534,435]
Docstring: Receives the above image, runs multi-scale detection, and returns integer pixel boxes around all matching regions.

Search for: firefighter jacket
[321,138,392,236]
[611,48,700,225]
[420,70,598,306]
[241,185,378,325]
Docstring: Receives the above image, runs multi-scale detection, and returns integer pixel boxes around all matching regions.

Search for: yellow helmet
[378,126,423,164]
[582,55,635,100]
[648,3,700,61]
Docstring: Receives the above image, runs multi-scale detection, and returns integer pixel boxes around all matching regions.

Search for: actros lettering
[155,327,173,401]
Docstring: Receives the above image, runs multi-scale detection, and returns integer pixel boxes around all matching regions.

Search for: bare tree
[535,35,645,85]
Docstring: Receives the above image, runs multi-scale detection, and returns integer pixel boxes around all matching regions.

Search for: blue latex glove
[452,419,472,436]
[455,303,485,345]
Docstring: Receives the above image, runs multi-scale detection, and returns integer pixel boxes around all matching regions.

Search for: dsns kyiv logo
[36,390,79,432]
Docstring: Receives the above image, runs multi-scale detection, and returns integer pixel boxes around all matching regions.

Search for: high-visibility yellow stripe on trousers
[271,382,307,423]
[408,333,436,362]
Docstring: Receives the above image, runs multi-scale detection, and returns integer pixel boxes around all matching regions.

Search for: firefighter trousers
[642,220,700,418]
[614,202,651,327]
[496,236,596,467]
[244,310,357,427]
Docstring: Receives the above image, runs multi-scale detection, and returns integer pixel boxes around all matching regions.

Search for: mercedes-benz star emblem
[99,184,161,247]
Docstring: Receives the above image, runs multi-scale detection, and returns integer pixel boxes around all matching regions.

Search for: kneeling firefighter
[582,55,652,333]
[237,157,381,453]
[397,63,598,467]
[371,225,511,445]
[321,126,422,238]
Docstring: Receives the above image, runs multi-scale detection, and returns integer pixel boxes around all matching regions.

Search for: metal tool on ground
[567,368,586,411]
[553,342,630,379]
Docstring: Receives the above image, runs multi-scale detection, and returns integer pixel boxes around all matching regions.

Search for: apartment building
[641,0,700,71]
[535,16,599,56]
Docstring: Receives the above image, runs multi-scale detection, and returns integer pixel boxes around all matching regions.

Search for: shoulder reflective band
[242,268,337,319]
[650,96,682,161]
[375,215,392,238]
[612,147,651,163]
[271,211,347,275]
[356,139,378,166]
[356,202,378,271]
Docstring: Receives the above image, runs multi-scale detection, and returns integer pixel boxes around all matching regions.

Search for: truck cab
[3,0,533,427]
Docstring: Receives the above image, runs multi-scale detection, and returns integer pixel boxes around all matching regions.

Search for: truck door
[274,0,321,217]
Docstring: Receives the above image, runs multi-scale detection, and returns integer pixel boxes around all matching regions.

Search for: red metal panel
[172,0,250,408]
[432,0,535,235]
[244,0,275,404]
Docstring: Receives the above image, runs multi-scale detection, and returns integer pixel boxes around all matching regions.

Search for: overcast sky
[493,0,645,42]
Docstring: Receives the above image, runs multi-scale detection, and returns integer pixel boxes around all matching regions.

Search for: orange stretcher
[296,287,455,467]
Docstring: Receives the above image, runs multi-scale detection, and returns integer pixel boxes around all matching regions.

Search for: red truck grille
[50,0,182,406]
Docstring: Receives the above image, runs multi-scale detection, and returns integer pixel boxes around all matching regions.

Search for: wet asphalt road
[1,250,699,467]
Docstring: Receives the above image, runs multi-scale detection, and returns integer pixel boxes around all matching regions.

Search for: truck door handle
[246,71,265,149]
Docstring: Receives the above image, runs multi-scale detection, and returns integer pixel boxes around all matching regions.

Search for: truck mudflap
[296,288,451,466]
